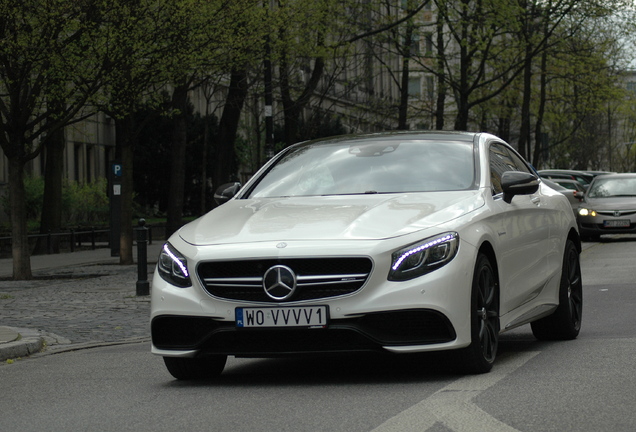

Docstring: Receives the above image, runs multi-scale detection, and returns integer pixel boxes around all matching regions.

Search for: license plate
[603,220,630,228]
[236,306,328,328]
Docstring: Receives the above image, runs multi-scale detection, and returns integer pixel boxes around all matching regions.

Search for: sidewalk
[0,242,163,362]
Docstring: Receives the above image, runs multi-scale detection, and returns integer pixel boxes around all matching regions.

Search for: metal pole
[135,219,150,296]
[264,37,274,161]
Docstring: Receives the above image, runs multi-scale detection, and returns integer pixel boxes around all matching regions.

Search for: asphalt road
[1,236,635,432]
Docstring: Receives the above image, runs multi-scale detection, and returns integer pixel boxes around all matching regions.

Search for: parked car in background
[151,131,582,379]
[538,169,594,188]
[577,173,636,241]
[551,178,586,194]
[543,179,583,215]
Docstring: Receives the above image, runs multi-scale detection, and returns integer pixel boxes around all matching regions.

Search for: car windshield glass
[587,177,636,198]
[248,139,475,198]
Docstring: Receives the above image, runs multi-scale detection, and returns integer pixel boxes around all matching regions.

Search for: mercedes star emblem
[263,265,297,301]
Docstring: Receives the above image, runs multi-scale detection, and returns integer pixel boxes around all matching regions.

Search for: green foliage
[62,178,109,226]
[0,176,45,222]
[1,177,109,230]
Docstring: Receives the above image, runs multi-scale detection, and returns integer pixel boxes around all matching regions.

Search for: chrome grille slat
[297,273,368,282]
[298,279,367,287]
[597,210,636,216]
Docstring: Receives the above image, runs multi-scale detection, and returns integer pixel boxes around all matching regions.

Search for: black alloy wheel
[458,253,500,374]
[531,239,582,340]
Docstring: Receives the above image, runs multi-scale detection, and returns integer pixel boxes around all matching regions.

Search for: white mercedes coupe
[151,131,583,379]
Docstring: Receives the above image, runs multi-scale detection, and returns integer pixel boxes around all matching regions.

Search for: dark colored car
[577,173,636,241]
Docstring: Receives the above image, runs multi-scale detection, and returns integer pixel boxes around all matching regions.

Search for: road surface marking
[372,351,540,432]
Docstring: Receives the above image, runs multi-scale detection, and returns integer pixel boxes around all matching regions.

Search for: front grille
[595,210,636,217]
[197,257,373,303]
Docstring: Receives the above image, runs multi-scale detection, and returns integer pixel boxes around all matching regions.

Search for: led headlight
[578,208,596,217]
[389,232,459,281]
[158,243,192,288]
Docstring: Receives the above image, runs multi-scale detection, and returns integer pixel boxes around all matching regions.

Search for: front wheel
[457,253,500,374]
[163,355,227,380]
[531,239,582,340]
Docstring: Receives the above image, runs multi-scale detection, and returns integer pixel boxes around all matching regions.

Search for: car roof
[292,130,480,146]
[592,173,636,180]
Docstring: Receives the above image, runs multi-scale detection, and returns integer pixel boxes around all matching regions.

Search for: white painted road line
[372,351,540,432]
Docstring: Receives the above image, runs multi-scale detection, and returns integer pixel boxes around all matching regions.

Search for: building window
[408,77,421,98]
[425,33,433,56]
[426,76,435,100]
[74,143,82,182]
[409,32,420,55]
[86,145,94,182]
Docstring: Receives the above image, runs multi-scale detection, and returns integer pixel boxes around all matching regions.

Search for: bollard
[135,218,150,296]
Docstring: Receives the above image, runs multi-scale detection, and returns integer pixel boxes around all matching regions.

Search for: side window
[506,148,532,174]
[488,142,532,195]
[489,144,508,195]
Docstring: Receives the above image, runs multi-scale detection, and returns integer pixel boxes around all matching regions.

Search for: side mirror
[574,190,585,201]
[501,171,539,204]
[214,182,242,205]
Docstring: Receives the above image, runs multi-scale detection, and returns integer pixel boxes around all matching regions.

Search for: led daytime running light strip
[163,244,189,277]
[392,233,455,271]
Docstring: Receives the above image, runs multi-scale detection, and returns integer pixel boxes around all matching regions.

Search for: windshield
[248,139,475,198]
[587,177,636,198]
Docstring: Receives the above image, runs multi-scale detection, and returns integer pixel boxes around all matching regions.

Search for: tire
[531,239,582,340]
[457,253,500,374]
[163,355,227,380]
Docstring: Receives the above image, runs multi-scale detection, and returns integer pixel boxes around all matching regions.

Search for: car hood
[178,191,484,246]
[583,196,636,210]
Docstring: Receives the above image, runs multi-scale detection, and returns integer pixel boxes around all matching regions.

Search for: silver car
[578,173,636,241]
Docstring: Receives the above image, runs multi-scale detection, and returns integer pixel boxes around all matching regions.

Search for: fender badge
[276,242,288,249]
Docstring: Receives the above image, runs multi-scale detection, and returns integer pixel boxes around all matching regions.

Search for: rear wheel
[163,355,227,380]
[531,239,582,340]
[457,253,499,374]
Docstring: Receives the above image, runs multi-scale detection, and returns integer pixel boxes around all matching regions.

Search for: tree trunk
[34,127,66,255]
[532,18,550,168]
[166,84,189,238]
[212,68,248,192]
[453,1,470,131]
[435,12,446,130]
[200,105,210,215]
[518,47,533,160]
[397,21,413,131]
[8,157,32,280]
[280,56,325,145]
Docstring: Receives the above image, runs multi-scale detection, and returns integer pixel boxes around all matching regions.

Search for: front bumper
[150,237,477,358]
[578,217,636,237]
[151,309,456,357]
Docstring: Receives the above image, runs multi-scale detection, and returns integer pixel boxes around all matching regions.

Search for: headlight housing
[389,232,459,281]
[578,208,596,217]
[158,243,192,287]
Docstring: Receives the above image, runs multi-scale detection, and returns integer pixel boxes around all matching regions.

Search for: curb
[0,326,71,362]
